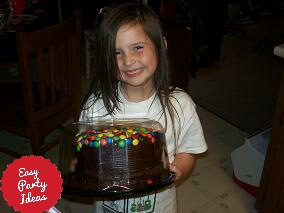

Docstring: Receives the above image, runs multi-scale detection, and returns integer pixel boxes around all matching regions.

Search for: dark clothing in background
[201,0,228,63]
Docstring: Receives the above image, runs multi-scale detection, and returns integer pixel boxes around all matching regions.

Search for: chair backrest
[16,12,81,138]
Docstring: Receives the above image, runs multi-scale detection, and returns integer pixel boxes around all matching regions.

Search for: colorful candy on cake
[75,127,158,150]
[61,120,174,196]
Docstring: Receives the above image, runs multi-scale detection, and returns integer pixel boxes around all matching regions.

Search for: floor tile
[213,184,257,213]
[0,153,15,178]
[197,106,243,138]
[43,144,60,168]
[192,199,229,213]
[190,166,236,198]
[195,130,242,172]
[0,130,32,156]
[0,192,15,213]
[176,179,212,213]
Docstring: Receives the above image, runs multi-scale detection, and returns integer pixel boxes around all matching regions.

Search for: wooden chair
[0,12,82,156]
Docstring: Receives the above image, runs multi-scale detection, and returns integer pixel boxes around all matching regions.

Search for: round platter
[62,172,175,198]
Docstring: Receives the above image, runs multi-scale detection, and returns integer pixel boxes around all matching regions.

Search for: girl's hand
[170,153,196,184]
[170,163,183,181]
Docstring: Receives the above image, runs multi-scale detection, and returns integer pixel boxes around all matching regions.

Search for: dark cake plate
[62,172,175,198]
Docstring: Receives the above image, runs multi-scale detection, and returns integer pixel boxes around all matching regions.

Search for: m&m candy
[74,127,159,151]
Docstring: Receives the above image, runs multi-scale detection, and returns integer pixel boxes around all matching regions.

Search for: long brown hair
[82,2,181,141]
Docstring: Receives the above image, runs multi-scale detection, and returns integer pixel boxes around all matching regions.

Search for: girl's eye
[115,50,121,55]
[134,45,144,51]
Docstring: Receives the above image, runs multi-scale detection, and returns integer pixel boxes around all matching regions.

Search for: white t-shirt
[80,87,207,213]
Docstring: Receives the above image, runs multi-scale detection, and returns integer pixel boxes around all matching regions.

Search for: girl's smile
[121,64,146,77]
[122,68,143,77]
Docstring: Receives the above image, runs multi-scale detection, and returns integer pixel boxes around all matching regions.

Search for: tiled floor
[0,100,258,212]
[176,106,257,213]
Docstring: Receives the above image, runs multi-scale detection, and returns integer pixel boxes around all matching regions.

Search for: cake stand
[62,172,175,198]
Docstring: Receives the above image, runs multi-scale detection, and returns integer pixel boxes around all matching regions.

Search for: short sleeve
[172,91,208,154]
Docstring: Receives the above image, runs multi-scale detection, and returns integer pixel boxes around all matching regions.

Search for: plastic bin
[231,128,271,196]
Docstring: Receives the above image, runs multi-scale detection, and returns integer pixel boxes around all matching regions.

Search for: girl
[80,2,207,212]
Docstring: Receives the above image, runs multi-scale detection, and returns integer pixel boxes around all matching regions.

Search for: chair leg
[30,133,42,156]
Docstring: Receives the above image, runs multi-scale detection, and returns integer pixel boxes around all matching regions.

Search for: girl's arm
[170,153,196,184]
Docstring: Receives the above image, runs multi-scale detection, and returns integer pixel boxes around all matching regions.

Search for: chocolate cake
[61,120,174,196]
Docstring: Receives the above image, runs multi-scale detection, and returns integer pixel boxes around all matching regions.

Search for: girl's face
[115,23,157,92]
